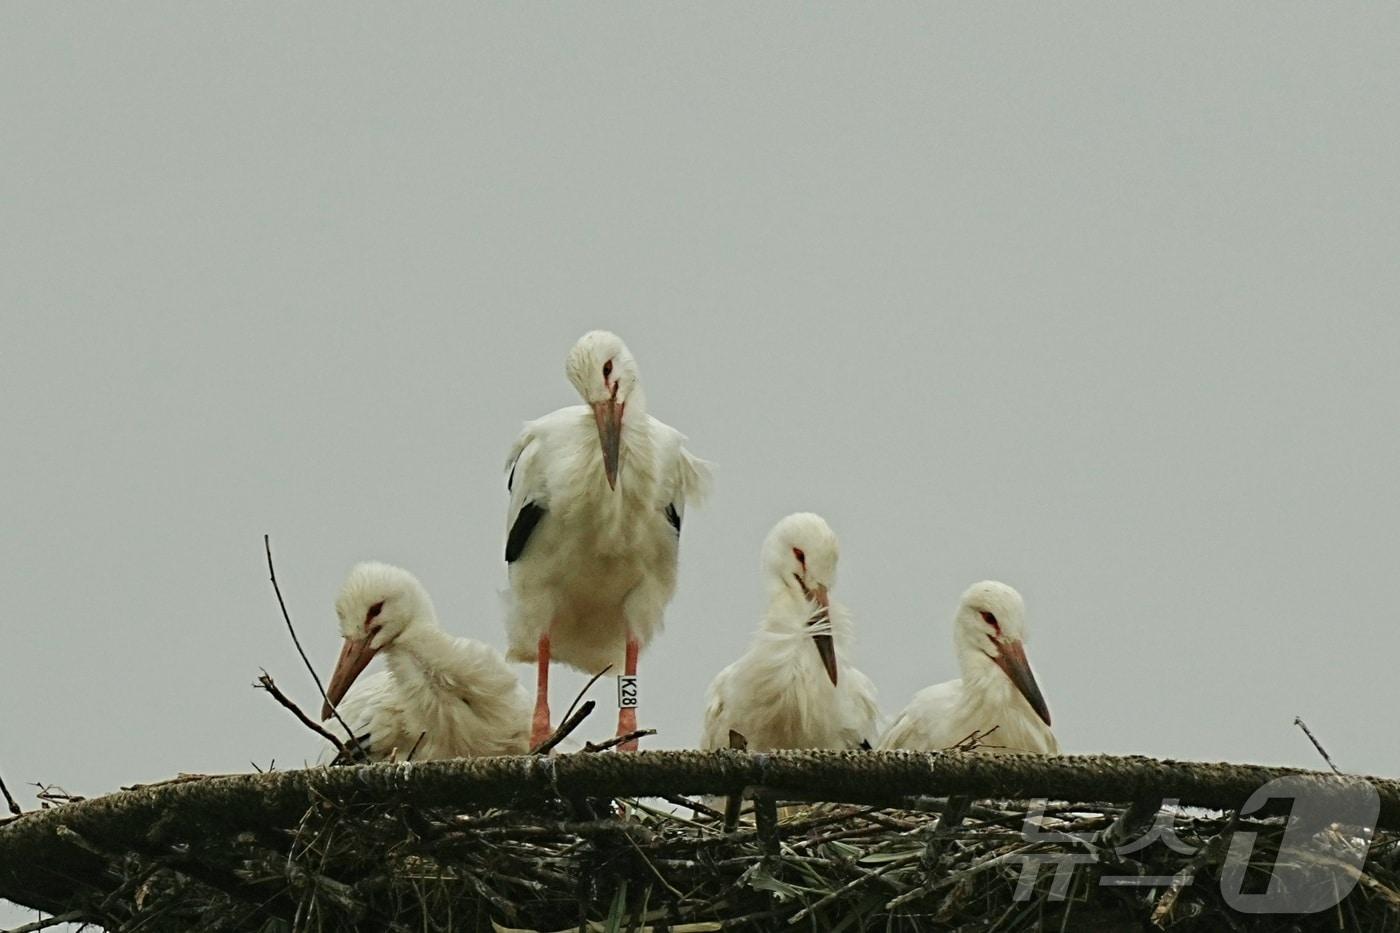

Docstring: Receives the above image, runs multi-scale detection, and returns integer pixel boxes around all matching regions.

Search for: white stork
[504,331,712,751]
[319,562,531,760]
[879,581,1059,755]
[700,513,879,752]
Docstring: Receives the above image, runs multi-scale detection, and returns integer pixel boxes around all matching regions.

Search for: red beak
[807,584,839,686]
[591,398,623,490]
[321,637,379,720]
[993,640,1052,726]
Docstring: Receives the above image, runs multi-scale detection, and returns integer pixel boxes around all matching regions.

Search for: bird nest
[2,751,1399,932]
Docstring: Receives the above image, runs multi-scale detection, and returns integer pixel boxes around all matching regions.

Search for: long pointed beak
[321,637,379,720]
[591,399,623,490]
[807,584,839,686]
[993,640,1052,726]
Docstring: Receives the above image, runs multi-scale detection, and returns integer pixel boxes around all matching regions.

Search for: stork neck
[956,639,1007,693]
[762,586,812,629]
[384,618,453,675]
[621,386,648,419]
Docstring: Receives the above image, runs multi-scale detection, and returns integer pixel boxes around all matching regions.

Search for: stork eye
[602,360,613,379]
[367,601,385,622]
[979,610,999,630]
[793,547,806,566]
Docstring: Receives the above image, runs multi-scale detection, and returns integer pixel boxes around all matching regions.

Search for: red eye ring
[979,610,999,631]
[367,601,385,623]
[602,360,613,379]
[793,547,806,566]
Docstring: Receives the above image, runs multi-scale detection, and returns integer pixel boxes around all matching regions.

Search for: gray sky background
[4,4,1400,922]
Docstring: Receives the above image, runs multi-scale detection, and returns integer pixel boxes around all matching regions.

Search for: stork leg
[615,637,640,752]
[530,634,552,750]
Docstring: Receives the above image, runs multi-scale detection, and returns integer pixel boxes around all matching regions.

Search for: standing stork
[505,330,712,750]
[879,581,1058,754]
[700,513,879,752]
[319,562,531,760]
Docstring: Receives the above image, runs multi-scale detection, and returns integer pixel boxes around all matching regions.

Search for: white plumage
[879,581,1059,755]
[504,330,712,748]
[701,513,879,752]
[319,562,530,761]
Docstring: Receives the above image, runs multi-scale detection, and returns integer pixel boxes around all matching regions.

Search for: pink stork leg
[530,634,552,750]
[616,637,641,752]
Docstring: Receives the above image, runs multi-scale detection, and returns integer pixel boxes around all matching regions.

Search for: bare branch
[559,664,612,730]
[724,729,748,832]
[658,793,726,822]
[255,670,347,756]
[0,769,21,817]
[532,700,596,755]
[529,663,615,755]
[263,534,366,759]
[30,784,83,806]
[949,725,1001,753]
[1294,715,1341,774]
[406,731,427,762]
[583,729,656,753]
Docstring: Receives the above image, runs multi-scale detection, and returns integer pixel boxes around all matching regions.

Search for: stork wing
[317,670,400,764]
[506,503,545,562]
[697,663,737,751]
[656,427,714,534]
[843,667,883,751]
[504,424,549,563]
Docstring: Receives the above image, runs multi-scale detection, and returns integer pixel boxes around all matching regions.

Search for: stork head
[565,330,640,490]
[321,562,434,721]
[954,581,1052,727]
[762,512,841,686]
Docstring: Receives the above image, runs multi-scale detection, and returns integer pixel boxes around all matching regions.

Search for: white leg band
[617,675,638,709]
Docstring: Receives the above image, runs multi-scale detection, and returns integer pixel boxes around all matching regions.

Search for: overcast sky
[4,4,1400,923]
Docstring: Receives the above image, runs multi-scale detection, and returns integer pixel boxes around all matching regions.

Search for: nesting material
[2,751,1398,931]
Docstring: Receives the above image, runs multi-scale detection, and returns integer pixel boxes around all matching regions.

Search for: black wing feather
[506,502,546,562]
[664,503,681,533]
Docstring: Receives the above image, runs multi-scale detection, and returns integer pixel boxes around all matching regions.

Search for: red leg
[530,634,552,750]
[616,637,640,752]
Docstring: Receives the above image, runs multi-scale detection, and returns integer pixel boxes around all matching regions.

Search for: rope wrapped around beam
[2,750,1396,913]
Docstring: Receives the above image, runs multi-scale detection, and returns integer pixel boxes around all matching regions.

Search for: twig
[406,731,427,762]
[264,534,365,759]
[2,910,85,933]
[560,664,613,730]
[121,773,218,791]
[527,663,613,755]
[923,794,971,865]
[584,729,657,753]
[1150,812,1237,926]
[753,790,780,857]
[532,700,596,755]
[31,784,84,805]
[718,729,754,835]
[255,670,347,756]
[724,730,749,832]
[949,725,1001,753]
[0,768,21,816]
[659,793,727,822]
[1294,716,1341,774]
[789,853,918,924]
